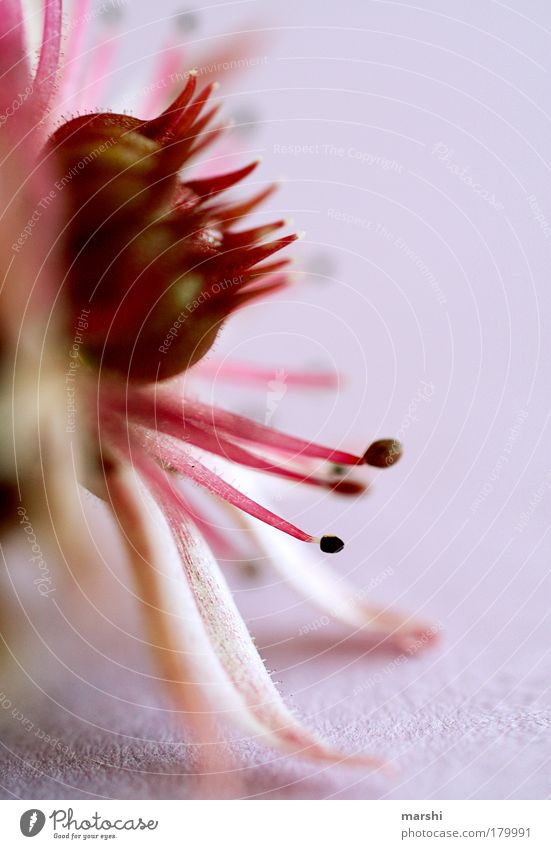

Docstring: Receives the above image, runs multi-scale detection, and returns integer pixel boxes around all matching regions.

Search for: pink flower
[1,1,436,770]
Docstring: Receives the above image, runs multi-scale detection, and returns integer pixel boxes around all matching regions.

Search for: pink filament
[112,391,364,467]
[131,425,315,543]
[194,360,338,389]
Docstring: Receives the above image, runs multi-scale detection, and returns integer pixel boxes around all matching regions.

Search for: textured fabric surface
[0,637,548,800]
[0,496,549,800]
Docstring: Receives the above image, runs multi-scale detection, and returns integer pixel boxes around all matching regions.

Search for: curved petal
[59,0,92,105]
[129,445,384,768]
[0,0,31,126]
[226,468,439,652]
[28,0,62,117]
[106,461,240,794]
[77,34,118,111]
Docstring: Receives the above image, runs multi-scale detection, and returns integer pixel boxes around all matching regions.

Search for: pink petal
[59,0,92,106]
[187,29,266,91]
[131,425,315,543]
[161,81,219,144]
[207,184,277,223]
[140,41,188,117]
[186,158,260,198]
[144,70,197,139]
[29,0,62,115]
[77,32,118,111]
[106,462,241,792]
[230,275,289,310]
[0,1,30,123]
[173,482,250,561]
[185,121,228,162]
[195,360,338,389]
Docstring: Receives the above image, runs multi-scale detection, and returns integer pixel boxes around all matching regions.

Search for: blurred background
[2,0,550,799]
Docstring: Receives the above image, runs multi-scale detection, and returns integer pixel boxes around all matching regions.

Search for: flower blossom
[0,0,436,770]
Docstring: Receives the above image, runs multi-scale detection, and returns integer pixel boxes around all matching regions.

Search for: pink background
[1,0,550,799]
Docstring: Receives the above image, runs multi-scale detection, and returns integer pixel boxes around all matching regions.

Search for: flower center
[47,113,233,382]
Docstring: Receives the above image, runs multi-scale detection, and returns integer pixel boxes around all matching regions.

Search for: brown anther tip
[320,534,345,553]
[364,439,402,468]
